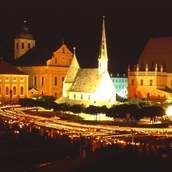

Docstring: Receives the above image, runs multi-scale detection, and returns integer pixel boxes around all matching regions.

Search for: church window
[22,43,24,49]
[88,95,91,100]
[140,79,143,86]
[55,92,57,97]
[54,77,57,86]
[6,87,9,95]
[42,77,44,86]
[81,94,83,99]
[16,42,19,49]
[28,43,31,49]
[55,58,57,64]
[131,79,134,85]
[13,86,16,95]
[150,80,153,86]
[20,86,24,95]
[74,94,76,99]
[34,76,37,86]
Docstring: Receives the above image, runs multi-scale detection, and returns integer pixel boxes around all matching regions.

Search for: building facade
[128,37,172,101]
[0,59,28,103]
[18,44,73,98]
[111,74,128,99]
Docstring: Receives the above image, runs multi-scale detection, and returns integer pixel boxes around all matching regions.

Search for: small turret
[160,64,163,72]
[155,64,158,72]
[127,65,130,72]
[136,64,139,72]
[145,64,148,72]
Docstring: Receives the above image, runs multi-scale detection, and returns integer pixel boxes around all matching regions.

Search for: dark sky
[0,1,172,74]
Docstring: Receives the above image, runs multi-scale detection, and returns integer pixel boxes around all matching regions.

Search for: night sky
[0,1,172,74]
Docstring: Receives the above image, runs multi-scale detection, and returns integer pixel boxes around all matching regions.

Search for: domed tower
[14,19,35,59]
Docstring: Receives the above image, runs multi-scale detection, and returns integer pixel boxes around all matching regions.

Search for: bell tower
[14,19,35,59]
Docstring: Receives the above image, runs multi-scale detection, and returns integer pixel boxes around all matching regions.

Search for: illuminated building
[15,20,73,98]
[0,59,28,103]
[111,73,128,99]
[128,37,172,101]
[58,17,116,106]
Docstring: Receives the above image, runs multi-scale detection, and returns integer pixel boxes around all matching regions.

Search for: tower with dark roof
[14,19,35,59]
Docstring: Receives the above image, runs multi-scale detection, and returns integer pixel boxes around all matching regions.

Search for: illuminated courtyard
[0,104,171,171]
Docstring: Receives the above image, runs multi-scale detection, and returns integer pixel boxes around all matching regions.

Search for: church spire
[100,16,108,60]
[98,16,108,73]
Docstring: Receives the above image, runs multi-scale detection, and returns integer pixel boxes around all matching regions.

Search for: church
[58,17,116,106]
[14,20,73,98]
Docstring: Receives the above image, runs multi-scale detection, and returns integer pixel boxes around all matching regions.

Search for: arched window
[6,87,9,95]
[34,76,37,86]
[20,86,24,95]
[22,42,24,49]
[28,43,31,49]
[74,94,76,99]
[140,79,143,86]
[16,42,19,49]
[13,86,16,95]
[54,77,57,86]
[42,77,44,86]
[81,94,83,99]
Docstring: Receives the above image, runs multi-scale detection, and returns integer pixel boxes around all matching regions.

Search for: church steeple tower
[14,19,35,60]
[98,16,108,73]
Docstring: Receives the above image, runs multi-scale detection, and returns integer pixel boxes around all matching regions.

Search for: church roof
[0,59,25,75]
[70,68,102,93]
[138,37,172,72]
[64,51,80,83]
[14,43,72,66]
[14,47,51,66]
[15,32,34,40]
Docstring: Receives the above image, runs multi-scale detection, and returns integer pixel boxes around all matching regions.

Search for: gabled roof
[70,68,102,92]
[138,37,172,72]
[0,59,26,75]
[64,54,80,83]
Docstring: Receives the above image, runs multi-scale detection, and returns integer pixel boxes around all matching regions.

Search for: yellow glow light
[166,105,172,117]
[94,73,115,105]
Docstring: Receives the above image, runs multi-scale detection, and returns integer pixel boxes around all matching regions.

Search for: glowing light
[94,73,116,105]
[166,106,172,117]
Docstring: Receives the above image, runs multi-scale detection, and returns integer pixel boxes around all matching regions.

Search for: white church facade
[58,17,116,106]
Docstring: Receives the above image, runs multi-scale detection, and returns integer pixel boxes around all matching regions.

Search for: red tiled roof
[138,37,172,72]
[0,59,26,75]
